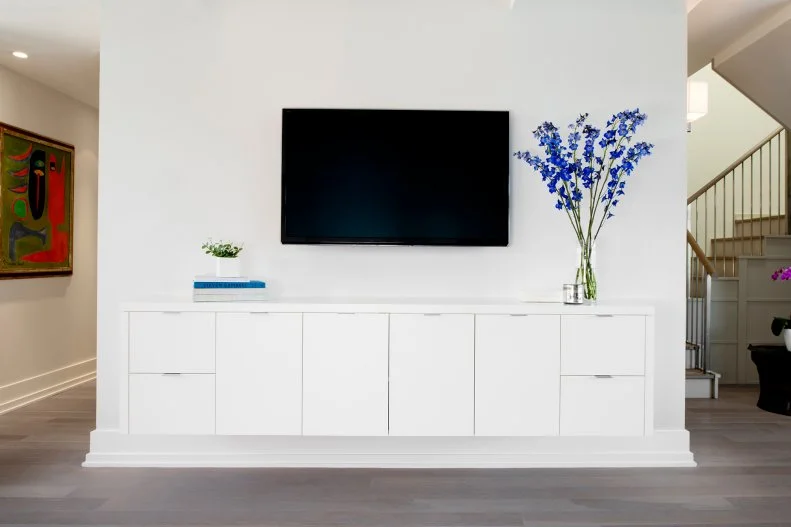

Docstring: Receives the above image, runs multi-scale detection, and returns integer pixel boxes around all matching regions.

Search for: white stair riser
[685,377,718,399]
[763,236,791,257]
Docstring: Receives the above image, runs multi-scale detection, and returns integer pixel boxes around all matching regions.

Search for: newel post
[786,129,791,235]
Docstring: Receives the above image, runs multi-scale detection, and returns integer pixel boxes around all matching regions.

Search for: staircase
[686,1,791,396]
[687,127,791,395]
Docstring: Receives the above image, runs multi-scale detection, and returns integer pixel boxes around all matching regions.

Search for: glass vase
[575,240,597,302]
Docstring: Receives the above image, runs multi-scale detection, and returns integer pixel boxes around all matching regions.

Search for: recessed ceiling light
[12,51,28,59]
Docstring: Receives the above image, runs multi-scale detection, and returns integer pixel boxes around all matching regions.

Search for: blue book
[193,280,266,289]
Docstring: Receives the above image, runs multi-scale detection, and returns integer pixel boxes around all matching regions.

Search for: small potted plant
[770,266,791,350]
[202,239,244,277]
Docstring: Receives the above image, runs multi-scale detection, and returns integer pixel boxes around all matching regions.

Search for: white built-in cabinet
[561,315,645,376]
[302,313,389,436]
[129,312,215,373]
[121,301,653,442]
[389,314,474,436]
[560,376,645,436]
[129,374,215,435]
[215,313,302,435]
[475,314,561,436]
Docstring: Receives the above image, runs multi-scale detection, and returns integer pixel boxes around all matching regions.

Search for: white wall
[0,65,98,412]
[97,0,687,432]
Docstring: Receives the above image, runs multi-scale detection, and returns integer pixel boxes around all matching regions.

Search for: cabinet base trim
[84,429,695,468]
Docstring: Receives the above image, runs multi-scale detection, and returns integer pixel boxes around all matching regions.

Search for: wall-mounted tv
[281,108,509,246]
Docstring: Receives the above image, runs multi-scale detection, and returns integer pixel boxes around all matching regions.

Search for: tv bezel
[280,108,510,247]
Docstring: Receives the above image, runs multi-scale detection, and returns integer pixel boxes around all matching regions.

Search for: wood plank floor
[1,383,791,526]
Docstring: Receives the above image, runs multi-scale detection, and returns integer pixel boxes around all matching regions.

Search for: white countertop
[122,296,654,315]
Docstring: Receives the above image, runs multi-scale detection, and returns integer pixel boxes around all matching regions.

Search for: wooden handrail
[687,230,717,277]
[688,126,785,204]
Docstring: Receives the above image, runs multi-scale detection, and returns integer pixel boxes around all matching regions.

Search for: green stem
[576,240,597,300]
[593,165,628,241]
[590,133,628,242]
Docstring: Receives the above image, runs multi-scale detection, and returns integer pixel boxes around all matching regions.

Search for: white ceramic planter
[215,257,241,278]
[784,329,791,351]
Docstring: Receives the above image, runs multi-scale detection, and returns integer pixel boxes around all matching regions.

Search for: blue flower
[515,108,652,238]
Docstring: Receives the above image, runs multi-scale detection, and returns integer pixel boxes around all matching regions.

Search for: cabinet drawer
[560,376,645,436]
[129,312,215,373]
[561,315,645,375]
[129,374,215,434]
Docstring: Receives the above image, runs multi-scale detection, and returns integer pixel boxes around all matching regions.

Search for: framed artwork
[0,123,74,278]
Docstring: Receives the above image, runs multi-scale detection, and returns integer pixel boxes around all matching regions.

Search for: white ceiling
[0,0,99,108]
[688,0,791,75]
[716,16,791,128]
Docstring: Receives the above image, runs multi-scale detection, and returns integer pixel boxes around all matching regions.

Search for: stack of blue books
[193,276,267,302]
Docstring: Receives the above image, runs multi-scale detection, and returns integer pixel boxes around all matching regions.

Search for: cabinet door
[302,313,389,436]
[560,376,645,436]
[129,312,215,373]
[215,313,302,435]
[561,315,645,376]
[389,314,474,436]
[475,315,560,436]
[129,374,215,435]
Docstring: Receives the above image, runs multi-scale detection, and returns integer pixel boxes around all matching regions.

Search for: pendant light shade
[687,80,709,123]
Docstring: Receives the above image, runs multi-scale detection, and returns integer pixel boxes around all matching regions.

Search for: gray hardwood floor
[1,383,790,526]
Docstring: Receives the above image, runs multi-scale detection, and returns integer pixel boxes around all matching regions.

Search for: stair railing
[686,126,788,372]
[688,126,787,272]
[686,230,714,372]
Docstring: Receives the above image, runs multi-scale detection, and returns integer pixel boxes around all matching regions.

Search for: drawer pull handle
[162,373,182,376]
[509,314,528,317]
[423,313,442,316]
[161,311,182,315]
[594,375,614,379]
[595,314,614,318]
[249,312,269,315]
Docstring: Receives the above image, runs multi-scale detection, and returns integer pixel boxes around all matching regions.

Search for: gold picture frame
[0,123,75,278]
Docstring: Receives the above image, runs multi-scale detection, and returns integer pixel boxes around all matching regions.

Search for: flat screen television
[281,108,509,246]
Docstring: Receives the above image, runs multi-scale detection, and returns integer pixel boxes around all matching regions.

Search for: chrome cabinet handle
[594,375,614,379]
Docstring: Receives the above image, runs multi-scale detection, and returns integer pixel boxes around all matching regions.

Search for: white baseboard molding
[84,429,696,468]
[0,358,96,415]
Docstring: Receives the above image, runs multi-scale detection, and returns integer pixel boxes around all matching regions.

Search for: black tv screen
[281,108,509,246]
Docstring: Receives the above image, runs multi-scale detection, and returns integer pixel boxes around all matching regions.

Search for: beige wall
[0,65,98,413]
[688,65,780,196]
[688,65,784,249]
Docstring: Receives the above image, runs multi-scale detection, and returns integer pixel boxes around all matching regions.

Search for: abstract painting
[0,123,74,277]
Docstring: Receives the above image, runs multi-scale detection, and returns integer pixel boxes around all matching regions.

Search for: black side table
[749,344,791,416]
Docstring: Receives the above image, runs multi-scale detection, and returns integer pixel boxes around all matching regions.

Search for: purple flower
[771,266,791,281]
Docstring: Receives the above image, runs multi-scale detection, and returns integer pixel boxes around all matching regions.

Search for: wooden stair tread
[710,234,765,242]
[734,214,786,222]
